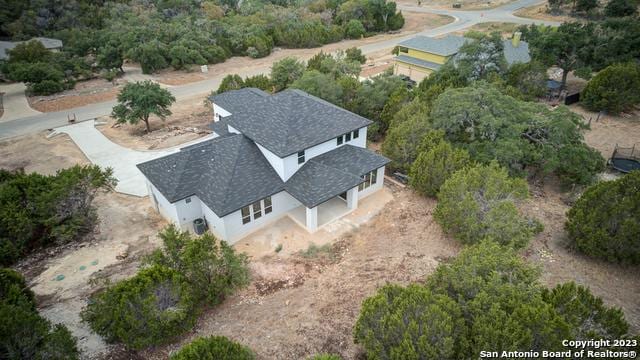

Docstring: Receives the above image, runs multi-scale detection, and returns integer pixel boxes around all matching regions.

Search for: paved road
[50,120,214,196]
[0,0,558,140]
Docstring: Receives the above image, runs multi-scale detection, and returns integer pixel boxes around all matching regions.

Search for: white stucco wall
[212,103,231,122]
[281,126,368,181]
[256,143,286,180]
[223,191,301,244]
[174,196,204,230]
[147,181,179,225]
[202,203,227,240]
[358,166,385,199]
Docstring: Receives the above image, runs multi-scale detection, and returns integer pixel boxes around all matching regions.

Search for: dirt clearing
[0,131,89,174]
[143,185,462,359]
[98,95,212,150]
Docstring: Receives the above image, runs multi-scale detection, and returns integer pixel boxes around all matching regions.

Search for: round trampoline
[609,144,640,173]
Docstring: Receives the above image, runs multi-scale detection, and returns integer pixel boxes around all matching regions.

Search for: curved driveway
[0,0,558,140]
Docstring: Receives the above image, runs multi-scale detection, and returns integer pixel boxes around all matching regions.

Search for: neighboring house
[137,88,390,244]
[0,37,63,60]
[393,32,530,82]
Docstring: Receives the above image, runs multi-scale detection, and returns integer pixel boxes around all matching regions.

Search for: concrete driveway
[0,82,42,122]
[50,120,213,196]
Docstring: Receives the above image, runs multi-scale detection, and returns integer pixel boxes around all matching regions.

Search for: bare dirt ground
[513,3,576,21]
[28,78,123,113]
[0,132,89,174]
[153,12,453,86]
[98,95,212,150]
[143,185,462,360]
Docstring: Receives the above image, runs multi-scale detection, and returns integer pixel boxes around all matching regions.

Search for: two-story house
[394,32,531,82]
[137,88,390,244]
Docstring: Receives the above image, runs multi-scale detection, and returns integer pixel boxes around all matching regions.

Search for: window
[358,169,378,192]
[399,47,408,53]
[241,206,251,224]
[337,135,343,146]
[298,151,305,164]
[264,196,272,214]
[185,197,191,204]
[353,129,359,139]
[241,196,273,225]
[345,132,351,141]
[252,201,262,219]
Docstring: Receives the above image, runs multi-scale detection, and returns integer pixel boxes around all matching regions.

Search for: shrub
[145,225,250,305]
[581,63,640,115]
[354,284,465,359]
[1,268,79,360]
[291,70,343,105]
[170,336,254,360]
[81,265,198,349]
[345,47,366,64]
[381,114,431,172]
[270,57,306,91]
[0,166,116,266]
[555,144,605,187]
[345,19,365,39]
[605,0,638,16]
[565,171,640,264]
[434,162,538,248]
[29,80,66,95]
[217,74,245,94]
[409,139,471,197]
[243,74,272,91]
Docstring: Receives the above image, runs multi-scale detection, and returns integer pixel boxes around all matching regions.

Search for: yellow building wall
[406,48,448,65]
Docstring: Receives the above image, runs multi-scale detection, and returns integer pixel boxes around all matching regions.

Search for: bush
[409,137,472,197]
[29,80,66,95]
[170,336,254,360]
[243,74,272,91]
[0,166,116,266]
[291,70,343,105]
[354,284,465,359]
[345,47,366,64]
[605,0,638,16]
[565,171,640,264]
[145,225,250,305]
[81,265,198,349]
[270,57,306,91]
[355,241,637,359]
[1,268,79,360]
[434,162,539,248]
[555,144,605,187]
[345,20,365,39]
[381,114,432,172]
[581,63,640,115]
[217,74,245,94]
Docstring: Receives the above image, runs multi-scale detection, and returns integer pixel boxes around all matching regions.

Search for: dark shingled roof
[395,54,442,71]
[208,119,230,136]
[212,89,372,157]
[138,138,389,215]
[209,88,269,114]
[398,35,467,56]
[138,134,285,217]
[285,145,390,208]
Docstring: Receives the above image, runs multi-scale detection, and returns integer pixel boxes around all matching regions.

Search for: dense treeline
[0,0,404,94]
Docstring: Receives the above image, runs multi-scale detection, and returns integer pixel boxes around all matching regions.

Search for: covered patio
[289,195,355,231]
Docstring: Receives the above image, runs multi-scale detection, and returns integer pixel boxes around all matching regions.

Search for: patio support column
[347,186,358,210]
[306,206,318,232]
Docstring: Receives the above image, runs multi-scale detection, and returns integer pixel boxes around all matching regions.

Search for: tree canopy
[111,80,176,133]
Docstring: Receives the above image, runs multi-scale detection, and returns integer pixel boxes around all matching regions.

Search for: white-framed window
[353,129,359,139]
[264,196,272,214]
[345,132,351,142]
[298,151,305,164]
[358,169,378,191]
[185,197,191,203]
[337,135,343,145]
[241,196,274,225]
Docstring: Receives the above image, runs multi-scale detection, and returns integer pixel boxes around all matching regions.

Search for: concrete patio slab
[51,119,213,196]
[234,189,394,258]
